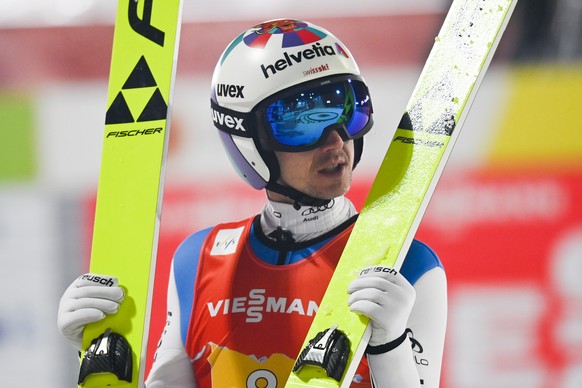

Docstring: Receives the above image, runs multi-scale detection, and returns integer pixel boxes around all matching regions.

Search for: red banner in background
[416,171,582,388]
[83,170,582,386]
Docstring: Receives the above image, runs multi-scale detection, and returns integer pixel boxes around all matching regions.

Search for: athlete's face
[269,130,355,203]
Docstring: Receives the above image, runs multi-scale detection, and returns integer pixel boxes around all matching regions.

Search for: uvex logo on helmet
[216,83,245,98]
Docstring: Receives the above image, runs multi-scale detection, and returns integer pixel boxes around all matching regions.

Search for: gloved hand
[347,266,416,347]
[57,273,125,349]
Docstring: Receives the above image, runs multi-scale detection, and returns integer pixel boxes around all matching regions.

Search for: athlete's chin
[311,180,352,200]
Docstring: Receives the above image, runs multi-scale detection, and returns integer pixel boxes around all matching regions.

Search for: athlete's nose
[320,128,345,151]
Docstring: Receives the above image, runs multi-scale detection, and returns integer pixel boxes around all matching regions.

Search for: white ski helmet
[211,19,373,206]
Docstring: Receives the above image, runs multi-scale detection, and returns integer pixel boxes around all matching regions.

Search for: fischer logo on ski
[106,127,163,138]
[128,0,165,46]
[106,56,168,125]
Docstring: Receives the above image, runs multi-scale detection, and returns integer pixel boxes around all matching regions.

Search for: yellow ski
[287,0,518,386]
[78,0,182,386]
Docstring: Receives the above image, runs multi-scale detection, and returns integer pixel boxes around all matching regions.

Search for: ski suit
[146,197,447,387]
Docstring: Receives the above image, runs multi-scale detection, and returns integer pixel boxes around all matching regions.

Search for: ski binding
[78,328,133,385]
[292,324,350,382]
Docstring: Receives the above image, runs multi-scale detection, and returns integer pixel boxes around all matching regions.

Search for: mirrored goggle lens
[264,79,371,148]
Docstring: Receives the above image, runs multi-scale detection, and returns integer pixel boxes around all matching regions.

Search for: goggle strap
[210,99,253,138]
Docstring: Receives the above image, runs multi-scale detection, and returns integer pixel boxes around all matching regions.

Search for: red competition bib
[185,217,371,387]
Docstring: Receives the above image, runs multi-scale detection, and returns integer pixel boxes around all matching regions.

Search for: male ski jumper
[146,197,447,387]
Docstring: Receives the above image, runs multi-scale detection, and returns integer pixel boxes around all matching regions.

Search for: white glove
[347,266,416,346]
[57,273,125,349]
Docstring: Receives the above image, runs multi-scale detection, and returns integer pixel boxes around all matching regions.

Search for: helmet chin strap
[267,182,332,210]
[260,137,360,210]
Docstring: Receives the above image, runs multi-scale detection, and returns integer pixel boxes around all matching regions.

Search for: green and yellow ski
[287,0,518,386]
[78,0,182,386]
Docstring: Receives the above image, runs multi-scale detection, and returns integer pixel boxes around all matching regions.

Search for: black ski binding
[292,324,350,382]
[78,328,133,385]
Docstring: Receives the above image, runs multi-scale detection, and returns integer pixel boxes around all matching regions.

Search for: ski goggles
[256,75,373,152]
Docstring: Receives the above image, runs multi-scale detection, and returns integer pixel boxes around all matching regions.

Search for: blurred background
[0,0,581,386]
